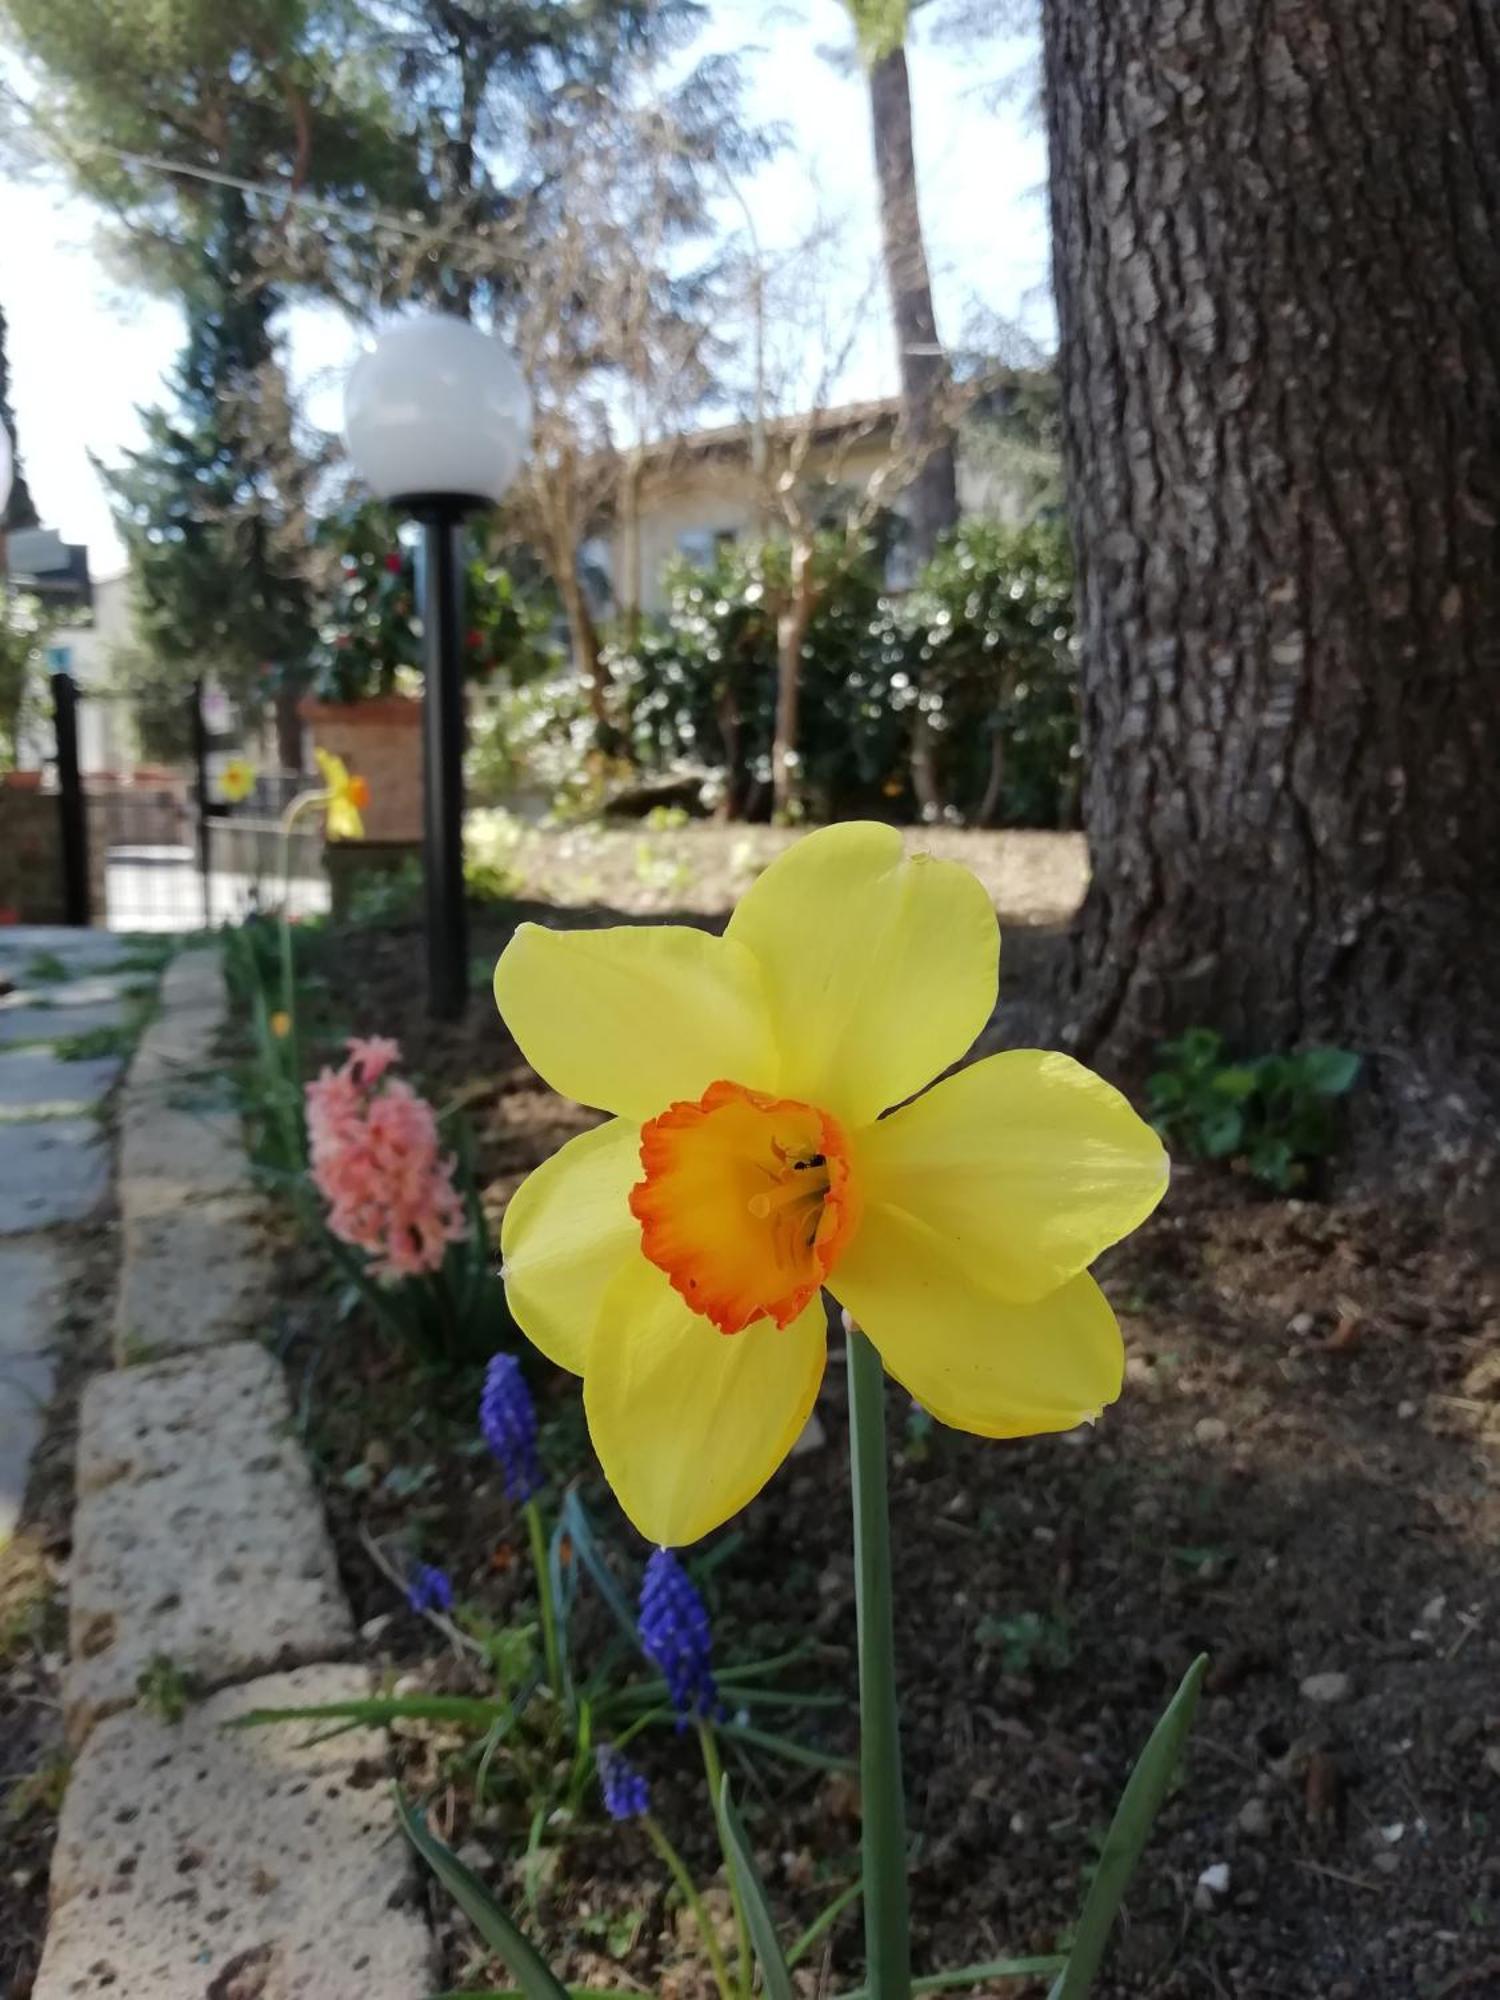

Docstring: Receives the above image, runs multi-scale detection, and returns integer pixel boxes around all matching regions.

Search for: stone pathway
[31,939,437,1999]
[0,926,139,1546]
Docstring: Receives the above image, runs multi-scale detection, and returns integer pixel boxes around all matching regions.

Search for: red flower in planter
[385,552,404,574]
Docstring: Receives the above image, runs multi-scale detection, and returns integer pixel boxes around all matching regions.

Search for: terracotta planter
[298,695,424,843]
[2,770,43,793]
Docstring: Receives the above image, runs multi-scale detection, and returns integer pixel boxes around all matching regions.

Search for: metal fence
[51,677,328,933]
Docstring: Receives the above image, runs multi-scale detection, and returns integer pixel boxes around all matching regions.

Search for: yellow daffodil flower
[494,822,1168,1547]
[269,1010,292,1039]
[314,748,370,841]
[221,757,256,803]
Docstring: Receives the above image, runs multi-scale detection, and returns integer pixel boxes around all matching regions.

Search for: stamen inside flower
[629,1080,859,1334]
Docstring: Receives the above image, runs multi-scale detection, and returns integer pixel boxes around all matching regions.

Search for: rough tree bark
[1045,0,1500,1146]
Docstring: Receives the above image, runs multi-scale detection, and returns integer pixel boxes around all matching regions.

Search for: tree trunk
[1045,0,1500,1148]
[868,45,959,562]
[772,540,817,821]
[557,566,610,731]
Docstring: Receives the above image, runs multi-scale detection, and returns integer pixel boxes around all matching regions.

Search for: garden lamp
[343,313,531,1018]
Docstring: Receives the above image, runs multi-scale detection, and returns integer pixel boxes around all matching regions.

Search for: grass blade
[839,1958,1069,1999]
[560,1488,639,1645]
[394,1790,570,2000]
[786,1879,862,1968]
[1049,1654,1209,1999]
[231,1694,506,1730]
[717,1776,795,2000]
[716,1720,857,1773]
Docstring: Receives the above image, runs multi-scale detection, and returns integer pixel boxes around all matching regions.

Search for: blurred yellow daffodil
[269,1010,292,1039]
[495,822,1168,1547]
[314,748,370,841]
[221,757,256,804]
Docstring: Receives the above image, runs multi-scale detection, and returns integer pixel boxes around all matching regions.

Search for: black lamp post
[343,315,531,1020]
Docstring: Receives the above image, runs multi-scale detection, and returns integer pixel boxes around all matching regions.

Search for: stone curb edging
[35,944,437,2000]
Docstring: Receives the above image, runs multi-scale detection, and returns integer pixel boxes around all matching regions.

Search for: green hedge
[467,518,1080,826]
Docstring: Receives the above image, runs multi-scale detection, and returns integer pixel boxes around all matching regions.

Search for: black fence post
[52,670,91,926]
[190,677,211,928]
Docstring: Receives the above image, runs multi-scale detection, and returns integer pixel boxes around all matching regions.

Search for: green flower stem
[698,1719,753,1999]
[846,1323,912,2000]
[645,1816,737,2000]
[524,1499,563,1699]
[274,787,327,1076]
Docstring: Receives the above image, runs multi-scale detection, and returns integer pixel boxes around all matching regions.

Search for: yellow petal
[494,922,777,1121]
[856,1050,1168,1304]
[584,1255,827,1545]
[325,794,364,841]
[831,1205,1124,1437]
[501,1119,642,1373]
[725,822,998,1128]
[314,747,347,791]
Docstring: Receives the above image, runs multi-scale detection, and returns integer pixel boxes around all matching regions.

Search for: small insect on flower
[494,821,1170,1547]
[596,1743,650,1822]
[479,1352,542,1502]
[638,1548,717,1724]
[406,1562,454,1615]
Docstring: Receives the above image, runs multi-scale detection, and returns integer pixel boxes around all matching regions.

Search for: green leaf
[394,1789,570,2000]
[717,1776,795,2000]
[1197,1105,1244,1159]
[1209,1064,1259,1103]
[1049,1655,1209,2000]
[1297,1046,1361,1097]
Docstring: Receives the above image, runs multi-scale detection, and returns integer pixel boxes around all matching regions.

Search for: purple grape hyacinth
[596,1744,651,1822]
[406,1562,453,1616]
[638,1547,718,1724]
[480,1352,542,1502]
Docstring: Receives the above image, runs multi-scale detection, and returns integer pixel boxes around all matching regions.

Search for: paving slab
[114,1192,267,1362]
[0,927,133,976]
[0,1239,66,1542]
[0,1118,110,1235]
[158,946,227,1015]
[34,1664,436,2000]
[0,1000,129,1047]
[66,1342,352,1743]
[117,1094,254,1216]
[128,1007,221,1088]
[0,1046,123,1117]
[0,974,138,1012]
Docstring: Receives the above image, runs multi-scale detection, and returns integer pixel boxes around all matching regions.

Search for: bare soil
[265,827,1500,1999]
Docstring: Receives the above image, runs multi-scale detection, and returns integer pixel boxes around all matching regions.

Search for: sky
[3,1,1050,577]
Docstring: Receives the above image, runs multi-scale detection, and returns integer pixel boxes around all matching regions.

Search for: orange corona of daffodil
[221,757,256,804]
[494,822,1168,1547]
[314,748,370,841]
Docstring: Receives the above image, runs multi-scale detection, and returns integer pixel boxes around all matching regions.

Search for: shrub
[1148,1028,1362,1191]
[305,503,561,704]
[599,519,1078,825]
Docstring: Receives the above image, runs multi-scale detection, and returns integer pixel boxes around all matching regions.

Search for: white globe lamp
[343,313,530,510]
[340,315,532,1023]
